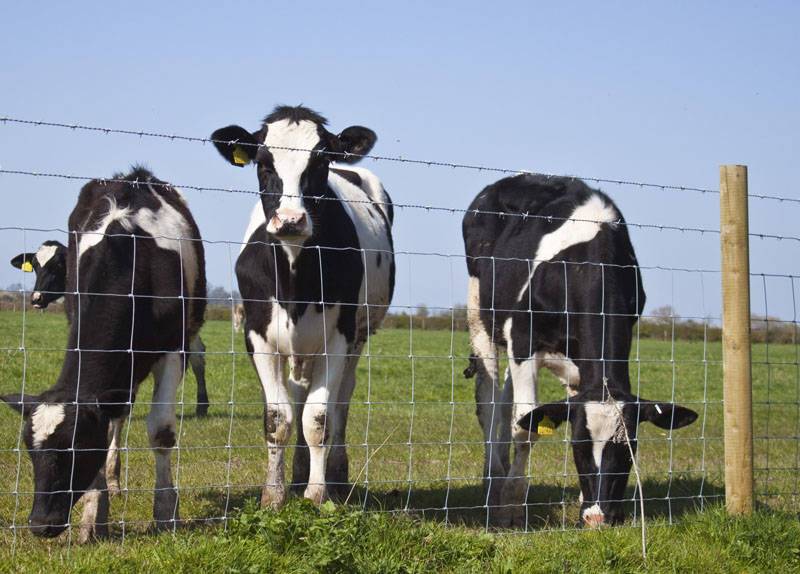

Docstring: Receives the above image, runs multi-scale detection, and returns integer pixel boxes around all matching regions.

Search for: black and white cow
[10,241,210,414]
[1,168,206,540]
[10,241,68,309]
[211,106,394,507]
[463,174,697,527]
[10,240,211,497]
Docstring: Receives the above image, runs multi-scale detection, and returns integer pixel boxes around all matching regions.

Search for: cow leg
[148,352,182,531]
[105,418,123,496]
[303,334,348,505]
[290,357,311,492]
[498,367,514,476]
[498,352,541,528]
[189,336,209,417]
[78,468,110,543]
[249,332,292,509]
[326,350,361,500]
[466,277,508,513]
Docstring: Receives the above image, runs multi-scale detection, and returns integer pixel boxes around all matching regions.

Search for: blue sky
[1,1,798,320]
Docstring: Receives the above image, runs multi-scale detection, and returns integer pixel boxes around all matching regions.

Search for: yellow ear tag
[232,145,249,166]
[537,415,555,436]
[21,261,34,273]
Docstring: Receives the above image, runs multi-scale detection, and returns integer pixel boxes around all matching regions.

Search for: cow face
[517,390,697,527]
[211,106,376,242]
[10,241,68,309]
[0,392,125,537]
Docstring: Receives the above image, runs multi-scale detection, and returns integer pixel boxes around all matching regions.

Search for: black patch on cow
[330,168,362,187]
[264,408,284,439]
[313,412,330,444]
[153,427,176,449]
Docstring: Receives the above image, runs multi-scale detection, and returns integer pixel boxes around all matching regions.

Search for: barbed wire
[0,116,726,196]
[0,167,729,239]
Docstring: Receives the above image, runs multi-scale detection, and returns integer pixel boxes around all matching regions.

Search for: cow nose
[32,292,41,302]
[272,210,308,236]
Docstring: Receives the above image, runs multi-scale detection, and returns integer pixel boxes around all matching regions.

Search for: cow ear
[516,401,571,432]
[10,253,35,273]
[94,389,131,420]
[638,401,698,430]
[210,125,260,167]
[334,126,377,163]
[0,393,40,417]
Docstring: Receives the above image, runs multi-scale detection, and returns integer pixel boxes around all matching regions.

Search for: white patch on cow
[503,317,515,358]
[263,119,320,235]
[35,244,58,268]
[331,164,392,223]
[134,185,199,296]
[31,403,66,448]
[328,168,394,338]
[584,400,625,468]
[466,276,494,359]
[78,198,133,260]
[517,194,619,301]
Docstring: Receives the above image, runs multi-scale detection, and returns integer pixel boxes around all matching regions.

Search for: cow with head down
[463,174,698,527]
[2,168,206,540]
[10,236,212,500]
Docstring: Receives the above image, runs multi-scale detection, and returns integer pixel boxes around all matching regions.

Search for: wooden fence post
[720,164,754,514]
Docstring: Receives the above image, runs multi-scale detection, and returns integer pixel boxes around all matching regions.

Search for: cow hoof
[304,484,328,506]
[78,521,109,544]
[492,506,513,528]
[153,491,179,531]
[260,485,286,510]
[195,404,209,417]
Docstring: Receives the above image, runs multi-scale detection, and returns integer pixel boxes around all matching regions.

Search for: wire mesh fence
[0,114,797,552]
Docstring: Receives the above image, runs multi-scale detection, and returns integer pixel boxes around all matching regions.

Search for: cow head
[211,106,376,242]
[0,391,127,537]
[10,241,68,309]
[517,388,697,527]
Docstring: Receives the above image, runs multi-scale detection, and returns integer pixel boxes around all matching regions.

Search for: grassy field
[0,309,799,571]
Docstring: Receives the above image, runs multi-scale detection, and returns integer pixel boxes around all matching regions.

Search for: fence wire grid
[0,116,798,552]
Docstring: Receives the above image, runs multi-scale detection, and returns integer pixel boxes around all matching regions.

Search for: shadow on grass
[193,476,724,532]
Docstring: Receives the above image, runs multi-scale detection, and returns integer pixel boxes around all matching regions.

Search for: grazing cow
[10,242,211,498]
[463,174,697,527]
[1,168,206,540]
[211,105,394,507]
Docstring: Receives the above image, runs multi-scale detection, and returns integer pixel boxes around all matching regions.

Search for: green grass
[1,501,799,573]
[1,309,799,571]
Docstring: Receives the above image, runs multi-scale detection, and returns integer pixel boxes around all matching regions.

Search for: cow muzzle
[28,512,69,538]
[269,209,310,239]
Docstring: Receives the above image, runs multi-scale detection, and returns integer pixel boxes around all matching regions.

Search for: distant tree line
[1,285,796,344]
